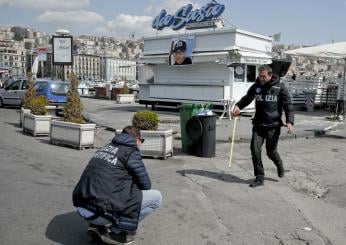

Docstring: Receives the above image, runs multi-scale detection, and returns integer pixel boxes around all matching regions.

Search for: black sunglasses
[140,138,145,143]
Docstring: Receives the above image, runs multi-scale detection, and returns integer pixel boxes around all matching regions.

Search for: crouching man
[72,126,162,244]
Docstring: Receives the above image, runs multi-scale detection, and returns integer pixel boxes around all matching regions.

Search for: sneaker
[249,178,264,188]
[277,163,285,178]
[87,224,109,241]
[100,231,135,245]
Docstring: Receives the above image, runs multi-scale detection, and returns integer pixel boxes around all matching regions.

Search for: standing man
[73,126,162,244]
[232,65,294,187]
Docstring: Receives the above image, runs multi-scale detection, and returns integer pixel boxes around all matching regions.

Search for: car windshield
[51,83,69,95]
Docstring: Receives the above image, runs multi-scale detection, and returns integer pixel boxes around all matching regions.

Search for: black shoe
[87,224,109,241]
[277,163,285,178]
[249,178,264,187]
[100,231,135,245]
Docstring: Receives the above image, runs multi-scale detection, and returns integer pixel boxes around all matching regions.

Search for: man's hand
[287,123,293,134]
[232,105,241,118]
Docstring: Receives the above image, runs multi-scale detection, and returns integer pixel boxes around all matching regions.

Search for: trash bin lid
[186,116,203,141]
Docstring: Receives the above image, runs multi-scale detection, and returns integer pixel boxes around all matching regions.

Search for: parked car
[34,79,70,116]
[0,78,28,107]
[0,78,70,110]
[34,79,70,107]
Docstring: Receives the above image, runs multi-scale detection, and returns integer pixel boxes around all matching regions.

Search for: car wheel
[0,98,3,107]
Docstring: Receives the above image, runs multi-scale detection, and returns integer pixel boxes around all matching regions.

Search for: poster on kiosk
[169,35,195,66]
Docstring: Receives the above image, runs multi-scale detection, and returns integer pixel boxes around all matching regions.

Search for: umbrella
[285,42,346,119]
[285,42,346,59]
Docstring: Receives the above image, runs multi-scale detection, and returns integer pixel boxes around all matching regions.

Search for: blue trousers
[77,189,162,232]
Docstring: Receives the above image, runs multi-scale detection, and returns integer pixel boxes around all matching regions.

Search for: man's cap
[173,40,187,53]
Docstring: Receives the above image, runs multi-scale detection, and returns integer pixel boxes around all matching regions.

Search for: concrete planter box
[23,113,52,137]
[95,87,107,99]
[116,94,135,104]
[141,129,173,159]
[19,108,31,127]
[45,106,58,117]
[116,129,173,159]
[50,120,96,150]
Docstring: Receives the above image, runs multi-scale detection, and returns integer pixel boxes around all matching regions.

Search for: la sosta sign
[152,1,225,31]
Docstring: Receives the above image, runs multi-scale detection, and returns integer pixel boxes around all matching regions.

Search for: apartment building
[101,57,137,82]
[66,54,101,81]
[0,40,27,78]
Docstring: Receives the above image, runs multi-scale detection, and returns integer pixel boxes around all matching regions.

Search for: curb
[83,112,180,135]
[83,112,116,132]
[83,111,344,143]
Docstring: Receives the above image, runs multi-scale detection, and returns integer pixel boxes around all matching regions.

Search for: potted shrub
[23,95,52,136]
[131,110,173,159]
[20,72,35,127]
[50,73,96,150]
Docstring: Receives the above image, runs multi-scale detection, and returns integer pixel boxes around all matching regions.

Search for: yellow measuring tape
[229,117,238,168]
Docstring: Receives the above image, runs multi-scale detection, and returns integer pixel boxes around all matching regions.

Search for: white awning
[284,42,346,59]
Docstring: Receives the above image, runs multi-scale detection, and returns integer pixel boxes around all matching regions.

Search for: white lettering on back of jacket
[93,145,119,165]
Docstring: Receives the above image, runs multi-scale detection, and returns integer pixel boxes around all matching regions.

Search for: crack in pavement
[179,168,233,244]
[285,167,329,199]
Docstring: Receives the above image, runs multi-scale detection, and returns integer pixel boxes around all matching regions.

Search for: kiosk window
[234,64,245,82]
[247,65,256,83]
[139,65,155,84]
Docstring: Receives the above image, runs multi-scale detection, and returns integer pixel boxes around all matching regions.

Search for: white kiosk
[138,2,273,114]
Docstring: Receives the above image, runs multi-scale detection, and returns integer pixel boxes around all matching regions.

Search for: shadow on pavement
[98,105,143,112]
[305,129,346,138]
[37,138,51,145]
[177,169,278,184]
[318,134,346,140]
[4,122,21,128]
[304,129,326,137]
[177,169,250,184]
[98,105,180,115]
[45,211,97,245]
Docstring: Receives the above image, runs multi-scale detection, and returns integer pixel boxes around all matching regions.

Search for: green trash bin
[179,103,204,153]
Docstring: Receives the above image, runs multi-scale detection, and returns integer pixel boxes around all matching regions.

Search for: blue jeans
[78,189,162,231]
[138,189,162,221]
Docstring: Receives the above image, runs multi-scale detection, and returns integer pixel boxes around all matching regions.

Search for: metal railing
[281,78,345,108]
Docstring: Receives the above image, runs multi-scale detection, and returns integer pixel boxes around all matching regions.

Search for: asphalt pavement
[81,97,344,142]
[0,100,345,245]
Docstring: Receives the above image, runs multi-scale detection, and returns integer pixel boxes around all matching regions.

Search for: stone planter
[95,87,107,99]
[116,94,135,104]
[116,129,173,159]
[19,108,31,127]
[141,129,173,159]
[45,106,58,117]
[23,113,52,137]
[50,120,96,150]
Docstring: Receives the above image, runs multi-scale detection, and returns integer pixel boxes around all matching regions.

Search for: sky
[0,0,346,45]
